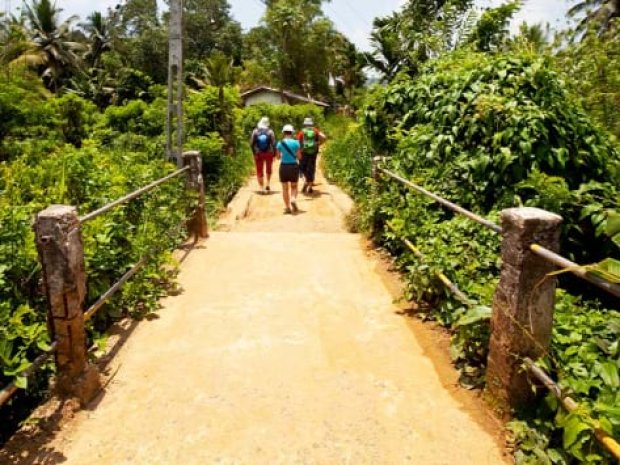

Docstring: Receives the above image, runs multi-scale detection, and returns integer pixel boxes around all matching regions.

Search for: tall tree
[182,0,243,63]
[120,0,160,36]
[16,0,84,92]
[365,17,406,81]
[511,22,551,54]
[80,12,113,68]
[331,36,366,102]
[466,1,521,52]
[365,0,475,80]
[116,0,168,83]
[0,14,30,68]
[251,0,349,98]
[569,0,620,35]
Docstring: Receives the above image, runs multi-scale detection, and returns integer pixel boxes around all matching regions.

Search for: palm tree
[15,0,84,92]
[569,0,620,35]
[80,12,112,69]
[514,22,551,53]
[1,14,31,68]
[203,51,237,155]
[364,21,406,82]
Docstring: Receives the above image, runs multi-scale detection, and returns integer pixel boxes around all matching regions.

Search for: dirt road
[3,166,510,464]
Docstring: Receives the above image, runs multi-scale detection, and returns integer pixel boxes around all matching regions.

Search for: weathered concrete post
[167,0,184,167]
[371,155,382,181]
[34,205,100,405]
[370,155,386,237]
[486,207,562,414]
[183,151,208,238]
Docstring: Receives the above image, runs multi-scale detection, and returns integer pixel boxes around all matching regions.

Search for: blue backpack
[256,129,271,152]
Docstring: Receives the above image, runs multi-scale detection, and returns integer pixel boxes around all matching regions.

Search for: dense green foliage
[324,50,620,464]
[1,0,365,107]
[557,27,620,140]
[238,103,324,137]
[0,72,252,442]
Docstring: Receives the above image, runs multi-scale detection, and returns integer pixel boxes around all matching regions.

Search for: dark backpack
[302,128,318,155]
[255,128,271,152]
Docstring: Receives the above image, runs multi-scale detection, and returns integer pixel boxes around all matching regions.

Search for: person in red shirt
[297,117,326,194]
[250,117,276,194]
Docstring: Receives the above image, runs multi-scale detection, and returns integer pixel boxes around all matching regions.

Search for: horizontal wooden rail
[378,168,502,233]
[0,341,59,408]
[84,258,149,322]
[376,162,619,457]
[385,223,473,304]
[377,167,620,296]
[82,209,193,323]
[525,358,620,460]
[80,166,190,224]
[530,244,620,300]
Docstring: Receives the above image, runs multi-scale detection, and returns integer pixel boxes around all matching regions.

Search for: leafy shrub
[187,134,253,214]
[48,93,98,147]
[186,86,240,136]
[325,50,620,463]
[0,83,253,444]
[322,119,372,200]
[99,98,166,140]
[0,76,56,159]
[238,103,324,137]
[114,68,155,105]
[102,100,149,134]
[364,51,620,263]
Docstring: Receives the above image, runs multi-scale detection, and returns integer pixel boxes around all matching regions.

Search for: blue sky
[7,0,571,51]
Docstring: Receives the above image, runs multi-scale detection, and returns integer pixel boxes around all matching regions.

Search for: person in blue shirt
[276,124,302,214]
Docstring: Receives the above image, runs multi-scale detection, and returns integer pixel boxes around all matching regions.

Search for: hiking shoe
[291,201,299,213]
[284,207,292,215]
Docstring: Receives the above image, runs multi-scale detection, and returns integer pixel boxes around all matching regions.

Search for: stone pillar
[183,151,208,238]
[486,207,562,415]
[371,155,382,181]
[34,205,100,405]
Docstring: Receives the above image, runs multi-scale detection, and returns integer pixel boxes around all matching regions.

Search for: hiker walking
[298,117,326,194]
[250,117,276,194]
[276,124,302,215]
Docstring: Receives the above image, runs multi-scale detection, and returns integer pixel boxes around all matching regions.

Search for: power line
[341,0,374,29]
[325,2,359,33]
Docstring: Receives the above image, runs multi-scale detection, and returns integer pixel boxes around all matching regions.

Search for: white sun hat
[258,117,270,129]
[303,117,314,126]
[282,124,295,133]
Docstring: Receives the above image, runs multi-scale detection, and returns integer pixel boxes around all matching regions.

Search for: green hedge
[238,103,325,137]
[324,51,620,464]
[0,83,252,443]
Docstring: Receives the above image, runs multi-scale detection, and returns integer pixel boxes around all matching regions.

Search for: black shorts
[279,164,299,183]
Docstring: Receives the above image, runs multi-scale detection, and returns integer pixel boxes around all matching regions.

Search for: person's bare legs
[291,182,299,213]
[282,182,291,213]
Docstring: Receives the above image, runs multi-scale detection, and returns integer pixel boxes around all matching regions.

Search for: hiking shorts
[254,152,274,178]
[300,153,318,182]
[279,163,299,183]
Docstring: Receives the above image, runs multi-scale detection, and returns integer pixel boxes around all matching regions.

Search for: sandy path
[2,165,510,465]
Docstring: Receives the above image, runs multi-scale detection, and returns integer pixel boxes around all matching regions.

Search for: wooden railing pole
[486,207,562,415]
[183,151,208,239]
[34,205,100,405]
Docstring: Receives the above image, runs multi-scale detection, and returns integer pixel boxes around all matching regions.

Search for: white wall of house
[244,91,285,107]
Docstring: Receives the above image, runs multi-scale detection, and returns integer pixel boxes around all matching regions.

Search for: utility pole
[167,0,184,168]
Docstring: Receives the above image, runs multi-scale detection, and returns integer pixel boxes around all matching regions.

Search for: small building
[240,86,330,109]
